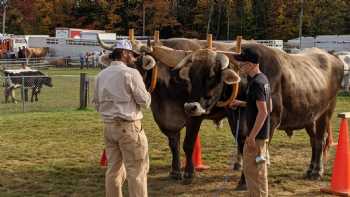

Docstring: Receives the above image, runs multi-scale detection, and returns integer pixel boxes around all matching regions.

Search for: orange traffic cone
[321,115,350,196]
[192,136,209,171]
[100,149,107,167]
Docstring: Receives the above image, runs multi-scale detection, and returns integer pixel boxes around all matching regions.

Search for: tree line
[2,0,350,41]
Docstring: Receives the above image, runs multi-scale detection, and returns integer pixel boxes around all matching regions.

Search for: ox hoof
[234,183,247,191]
[182,172,194,185]
[169,171,182,180]
[309,172,323,180]
[304,171,322,180]
[233,163,242,171]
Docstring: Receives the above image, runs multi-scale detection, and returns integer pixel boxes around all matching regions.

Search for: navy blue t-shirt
[246,73,271,139]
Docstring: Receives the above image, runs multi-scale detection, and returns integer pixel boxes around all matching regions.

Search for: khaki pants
[104,119,149,197]
[243,139,269,197]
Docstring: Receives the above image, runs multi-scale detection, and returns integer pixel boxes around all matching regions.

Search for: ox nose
[184,103,198,113]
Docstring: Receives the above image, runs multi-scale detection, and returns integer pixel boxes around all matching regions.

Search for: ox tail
[323,124,334,170]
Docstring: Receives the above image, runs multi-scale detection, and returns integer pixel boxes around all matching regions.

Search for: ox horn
[149,46,190,68]
[142,55,156,70]
[222,69,240,85]
[173,53,193,70]
[97,34,114,50]
[216,53,229,70]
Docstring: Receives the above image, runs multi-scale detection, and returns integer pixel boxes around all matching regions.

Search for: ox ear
[142,55,156,70]
[179,66,191,81]
[222,69,240,85]
[99,54,112,67]
[216,53,229,70]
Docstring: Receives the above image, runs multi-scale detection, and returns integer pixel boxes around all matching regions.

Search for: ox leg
[344,74,350,92]
[305,124,316,179]
[182,117,202,184]
[226,108,243,171]
[35,89,40,102]
[166,131,182,180]
[311,110,333,180]
[4,87,9,103]
[31,88,34,102]
[11,89,17,103]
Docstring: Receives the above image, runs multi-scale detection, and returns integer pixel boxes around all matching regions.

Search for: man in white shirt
[93,40,151,197]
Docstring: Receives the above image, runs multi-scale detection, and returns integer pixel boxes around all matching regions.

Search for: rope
[213,108,241,197]
[147,65,158,93]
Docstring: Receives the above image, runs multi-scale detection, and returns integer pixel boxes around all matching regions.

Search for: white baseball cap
[113,40,140,55]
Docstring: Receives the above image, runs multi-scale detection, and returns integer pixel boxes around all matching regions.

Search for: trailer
[286,35,350,52]
[27,37,114,57]
[27,35,150,58]
[55,27,105,39]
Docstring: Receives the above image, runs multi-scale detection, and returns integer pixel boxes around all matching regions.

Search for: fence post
[21,76,25,112]
[79,73,88,109]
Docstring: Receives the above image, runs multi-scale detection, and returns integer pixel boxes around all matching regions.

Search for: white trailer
[55,27,105,39]
[80,32,116,40]
[287,35,350,52]
[27,37,116,57]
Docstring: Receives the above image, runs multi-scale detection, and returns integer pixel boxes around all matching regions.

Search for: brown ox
[98,37,243,183]
[25,47,49,64]
[176,43,343,188]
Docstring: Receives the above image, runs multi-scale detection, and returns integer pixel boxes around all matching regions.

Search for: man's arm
[130,71,151,108]
[229,99,247,108]
[249,101,268,139]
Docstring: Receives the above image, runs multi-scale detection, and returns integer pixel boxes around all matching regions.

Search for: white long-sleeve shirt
[93,61,151,122]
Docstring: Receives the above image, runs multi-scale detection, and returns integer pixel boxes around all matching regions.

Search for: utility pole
[298,0,304,49]
[0,0,7,35]
[207,0,214,35]
[142,1,145,36]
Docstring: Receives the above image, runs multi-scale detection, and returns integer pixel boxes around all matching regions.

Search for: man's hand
[246,135,256,149]
[228,99,247,108]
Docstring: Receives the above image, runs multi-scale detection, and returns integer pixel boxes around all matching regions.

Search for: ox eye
[207,76,218,88]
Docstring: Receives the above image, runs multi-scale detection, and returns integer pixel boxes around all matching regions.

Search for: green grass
[1,68,349,196]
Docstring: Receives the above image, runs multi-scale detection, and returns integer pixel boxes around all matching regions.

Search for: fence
[0,57,84,69]
[0,74,96,114]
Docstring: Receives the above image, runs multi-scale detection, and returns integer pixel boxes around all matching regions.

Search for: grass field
[1,68,349,196]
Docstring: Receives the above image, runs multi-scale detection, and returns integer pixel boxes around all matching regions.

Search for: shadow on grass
[0,164,104,197]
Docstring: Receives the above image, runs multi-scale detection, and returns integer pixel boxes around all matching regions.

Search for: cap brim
[233,54,250,62]
[113,47,141,56]
[131,50,141,56]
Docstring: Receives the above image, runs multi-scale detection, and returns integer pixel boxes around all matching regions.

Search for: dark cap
[234,48,259,64]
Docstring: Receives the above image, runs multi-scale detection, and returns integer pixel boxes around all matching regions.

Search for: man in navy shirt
[230,47,272,197]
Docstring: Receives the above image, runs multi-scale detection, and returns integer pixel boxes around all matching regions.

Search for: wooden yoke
[154,31,160,44]
[216,35,244,108]
[207,34,213,49]
[147,30,160,93]
[128,29,135,42]
[236,36,242,53]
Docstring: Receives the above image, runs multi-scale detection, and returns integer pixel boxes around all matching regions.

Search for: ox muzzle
[184,102,207,116]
